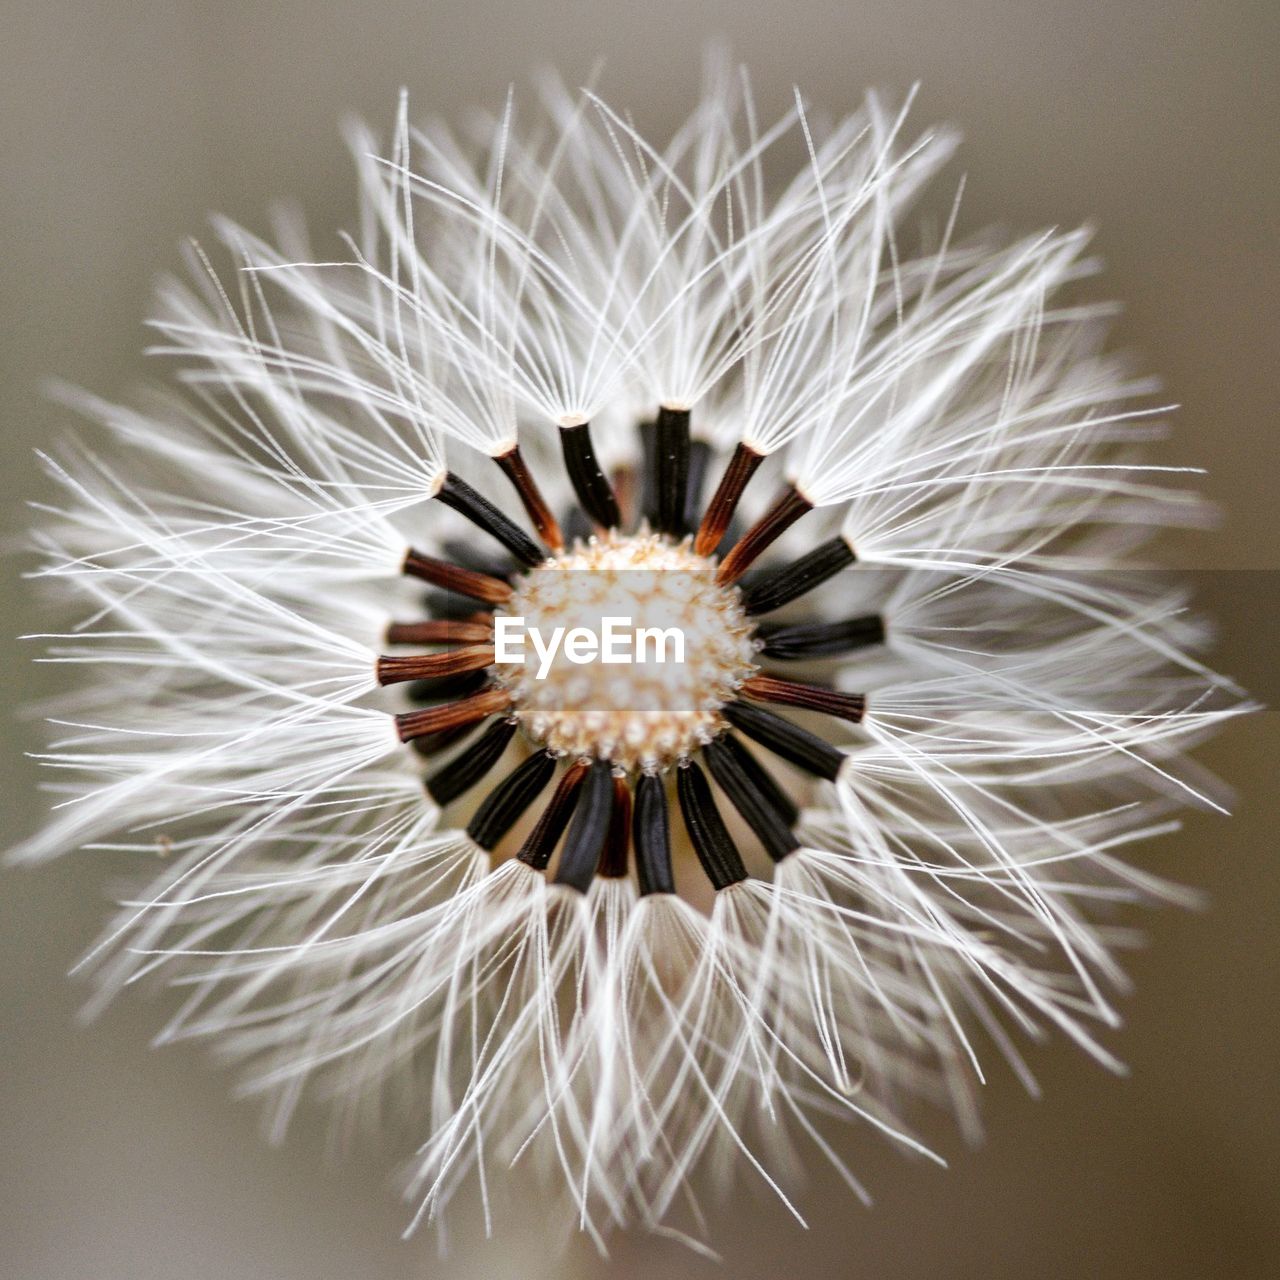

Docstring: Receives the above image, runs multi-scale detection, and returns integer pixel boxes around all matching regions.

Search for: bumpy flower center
[493,532,758,771]
[388,423,873,884]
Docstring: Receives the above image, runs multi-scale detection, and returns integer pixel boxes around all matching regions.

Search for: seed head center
[495,531,758,771]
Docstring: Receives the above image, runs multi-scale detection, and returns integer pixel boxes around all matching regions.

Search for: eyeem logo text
[493,616,686,680]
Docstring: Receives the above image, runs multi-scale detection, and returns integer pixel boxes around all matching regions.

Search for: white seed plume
[14,58,1252,1253]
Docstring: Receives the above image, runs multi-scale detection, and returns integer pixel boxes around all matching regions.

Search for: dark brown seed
[597,776,632,878]
[695,442,763,557]
[517,760,589,871]
[402,549,512,606]
[494,445,564,552]
[376,645,496,686]
[612,463,637,531]
[742,674,867,724]
[395,687,511,743]
[385,618,494,647]
[715,484,813,585]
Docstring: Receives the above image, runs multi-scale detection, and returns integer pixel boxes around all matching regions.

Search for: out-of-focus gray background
[2,2,1276,1277]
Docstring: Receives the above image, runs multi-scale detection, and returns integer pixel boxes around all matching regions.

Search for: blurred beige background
[2,2,1277,1277]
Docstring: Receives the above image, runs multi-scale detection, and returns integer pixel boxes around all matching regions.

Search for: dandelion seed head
[13,55,1253,1250]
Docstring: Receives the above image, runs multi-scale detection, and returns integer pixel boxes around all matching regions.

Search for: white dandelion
[14,56,1253,1252]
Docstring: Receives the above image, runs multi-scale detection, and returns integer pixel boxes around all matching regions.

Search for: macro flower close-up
[4,31,1271,1275]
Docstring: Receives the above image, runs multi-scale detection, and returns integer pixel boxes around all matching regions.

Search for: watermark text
[493,616,685,680]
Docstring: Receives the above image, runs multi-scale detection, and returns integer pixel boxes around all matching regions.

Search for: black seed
[695,442,763,557]
[563,506,595,545]
[425,717,516,806]
[417,590,497,621]
[441,539,515,581]
[654,405,691,535]
[404,667,491,704]
[741,536,857,615]
[553,759,615,893]
[716,732,799,826]
[466,750,557,852]
[721,700,846,782]
[684,439,712,537]
[633,772,675,896]
[560,422,621,529]
[716,484,813,585]
[517,761,589,871]
[704,736,800,862]
[435,471,544,567]
[676,760,748,891]
[756,613,885,660]
[718,516,743,556]
[409,720,480,759]
[637,419,658,529]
